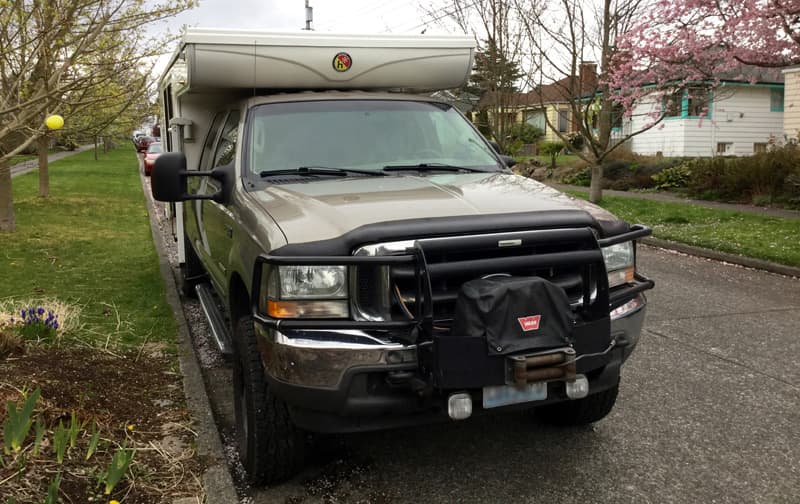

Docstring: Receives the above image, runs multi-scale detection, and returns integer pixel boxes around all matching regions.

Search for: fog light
[565,375,589,399]
[447,393,472,420]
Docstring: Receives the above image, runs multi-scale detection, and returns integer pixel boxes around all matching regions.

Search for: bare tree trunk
[38,135,49,198]
[0,159,16,232]
[94,137,99,160]
[589,164,604,203]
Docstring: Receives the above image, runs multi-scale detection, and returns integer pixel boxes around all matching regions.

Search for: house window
[612,103,624,129]
[686,87,711,117]
[716,142,733,155]
[663,90,682,117]
[754,143,768,154]
[770,89,784,112]
[558,109,569,132]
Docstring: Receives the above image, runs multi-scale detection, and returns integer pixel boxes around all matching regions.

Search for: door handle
[224,225,233,238]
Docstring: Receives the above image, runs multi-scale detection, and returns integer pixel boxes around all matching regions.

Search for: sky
[158,0,457,35]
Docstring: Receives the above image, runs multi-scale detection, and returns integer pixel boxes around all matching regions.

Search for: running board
[195,283,233,356]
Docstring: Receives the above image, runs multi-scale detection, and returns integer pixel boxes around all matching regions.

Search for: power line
[390,0,479,33]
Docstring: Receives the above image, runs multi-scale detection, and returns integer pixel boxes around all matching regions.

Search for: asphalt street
[183,245,799,503]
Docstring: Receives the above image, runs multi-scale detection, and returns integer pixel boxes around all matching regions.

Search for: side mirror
[500,155,517,168]
[151,153,188,202]
[489,141,502,154]
[151,153,228,203]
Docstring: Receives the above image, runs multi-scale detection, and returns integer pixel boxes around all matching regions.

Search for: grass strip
[569,192,800,267]
[1,147,176,347]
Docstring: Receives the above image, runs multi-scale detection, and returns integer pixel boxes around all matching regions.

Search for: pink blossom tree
[608,0,800,108]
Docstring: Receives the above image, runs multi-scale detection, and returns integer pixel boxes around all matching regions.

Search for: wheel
[535,381,619,426]
[180,234,203,298]
[232,315,306,485]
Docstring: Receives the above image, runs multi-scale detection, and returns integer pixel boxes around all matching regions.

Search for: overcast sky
[159,0,456,35]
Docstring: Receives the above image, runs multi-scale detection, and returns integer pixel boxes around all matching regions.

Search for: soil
[0,346,205,503]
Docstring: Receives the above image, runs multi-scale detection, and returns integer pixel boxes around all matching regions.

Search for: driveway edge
[642,237,800,278]
[141,172,238,503]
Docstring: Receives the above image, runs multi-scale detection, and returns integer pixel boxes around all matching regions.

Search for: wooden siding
[628,86,783,157]
[783,69,800,140]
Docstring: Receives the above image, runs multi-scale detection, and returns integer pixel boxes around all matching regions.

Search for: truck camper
[153,28,654,485]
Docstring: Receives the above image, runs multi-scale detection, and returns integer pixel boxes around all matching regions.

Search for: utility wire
[390,0,480,33]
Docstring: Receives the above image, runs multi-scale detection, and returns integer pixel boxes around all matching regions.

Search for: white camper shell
[157,28,475,261]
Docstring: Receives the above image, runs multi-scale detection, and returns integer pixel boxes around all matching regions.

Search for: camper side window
[198,112,227,171]
[212,111,241,168]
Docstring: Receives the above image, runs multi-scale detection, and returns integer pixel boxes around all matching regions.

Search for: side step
[195,283,233,357]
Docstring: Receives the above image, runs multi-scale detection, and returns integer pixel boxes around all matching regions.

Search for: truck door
[201,110,240,293]
[186,112,226,275]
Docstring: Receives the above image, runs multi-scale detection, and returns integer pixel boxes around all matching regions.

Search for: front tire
[535,382,619,426]
[232,315,305,485]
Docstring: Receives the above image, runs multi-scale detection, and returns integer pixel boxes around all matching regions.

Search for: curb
[141,169,238,503]
[642,237,800,278]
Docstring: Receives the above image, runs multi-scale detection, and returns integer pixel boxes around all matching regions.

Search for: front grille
[352,228,607,329]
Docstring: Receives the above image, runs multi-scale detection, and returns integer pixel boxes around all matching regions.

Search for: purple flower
[37,307,45,316]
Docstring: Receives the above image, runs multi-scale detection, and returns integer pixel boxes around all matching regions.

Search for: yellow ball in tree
[45,115,64,130]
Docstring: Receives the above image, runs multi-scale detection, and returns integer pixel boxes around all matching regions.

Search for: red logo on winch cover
[518,315,541,332]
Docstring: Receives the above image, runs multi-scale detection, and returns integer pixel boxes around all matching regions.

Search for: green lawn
[2,148,176,347]
[569,192,800,267]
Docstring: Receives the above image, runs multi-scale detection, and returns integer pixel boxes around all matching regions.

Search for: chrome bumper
[257,294,647,390]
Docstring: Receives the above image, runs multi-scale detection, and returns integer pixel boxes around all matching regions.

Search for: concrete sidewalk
[10,144,95,178]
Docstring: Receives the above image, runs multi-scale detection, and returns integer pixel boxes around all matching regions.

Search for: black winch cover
[452,276,574,355]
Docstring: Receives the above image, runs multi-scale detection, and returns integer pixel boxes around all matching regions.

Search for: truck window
[246,100,500,176]
[212,111,241,168]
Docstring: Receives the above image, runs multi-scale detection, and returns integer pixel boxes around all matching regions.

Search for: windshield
[147,143,162,154]
[246,100,501,176]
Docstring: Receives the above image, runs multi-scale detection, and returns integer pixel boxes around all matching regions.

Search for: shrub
[507,123,544,144]
[566,132,584,151]
[538,141,566,168]
[652,164,692,189]
[686,145,800,202]
[562,167,591,186]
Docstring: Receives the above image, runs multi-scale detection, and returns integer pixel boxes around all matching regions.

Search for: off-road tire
[233,315,305,485]
[535,382,619,426]
[180,234,203,298]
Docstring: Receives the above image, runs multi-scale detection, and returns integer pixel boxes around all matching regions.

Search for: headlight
[602,241,635,288]
[262,265,349,318]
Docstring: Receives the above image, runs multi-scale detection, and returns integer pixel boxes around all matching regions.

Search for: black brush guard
[251,225,654,390]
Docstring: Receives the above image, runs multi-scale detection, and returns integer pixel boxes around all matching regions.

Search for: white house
[781,66,800,140]
[618,75,784,157]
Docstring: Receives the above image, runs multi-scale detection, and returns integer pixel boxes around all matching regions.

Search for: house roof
[478,63,598,109]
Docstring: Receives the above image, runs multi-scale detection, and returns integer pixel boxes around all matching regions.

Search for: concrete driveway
[182,245,798,503]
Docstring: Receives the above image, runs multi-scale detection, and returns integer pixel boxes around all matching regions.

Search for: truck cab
[152,28,653,486]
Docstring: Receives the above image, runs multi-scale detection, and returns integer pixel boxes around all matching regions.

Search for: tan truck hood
[250,172,620,245]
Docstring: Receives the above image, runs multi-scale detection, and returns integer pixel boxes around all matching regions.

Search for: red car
[143,142,162,176]
[135,135,155,153]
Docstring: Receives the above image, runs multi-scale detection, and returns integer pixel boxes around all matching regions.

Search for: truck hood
[250,172,621,245]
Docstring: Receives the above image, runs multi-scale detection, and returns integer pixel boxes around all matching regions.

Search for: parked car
[143,142,162,176]
[135,135,155,153]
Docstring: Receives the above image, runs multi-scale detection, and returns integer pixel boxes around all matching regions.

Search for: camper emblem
[333,52,352,72]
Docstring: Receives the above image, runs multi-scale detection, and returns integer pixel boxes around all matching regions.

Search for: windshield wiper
[382,163,488,173]
[260,166,386,178]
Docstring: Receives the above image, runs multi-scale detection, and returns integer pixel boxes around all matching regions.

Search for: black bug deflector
[251,223,655,392]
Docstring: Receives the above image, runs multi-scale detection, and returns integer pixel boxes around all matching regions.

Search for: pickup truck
[151,29,654,485]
